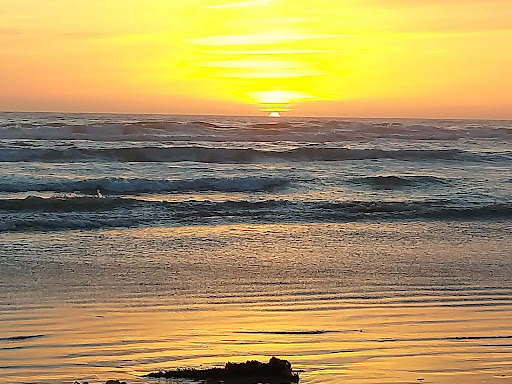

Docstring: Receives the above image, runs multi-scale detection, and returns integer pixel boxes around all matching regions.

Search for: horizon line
[1,109,511,122]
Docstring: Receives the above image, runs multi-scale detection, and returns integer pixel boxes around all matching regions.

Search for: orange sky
[1,0,511,118]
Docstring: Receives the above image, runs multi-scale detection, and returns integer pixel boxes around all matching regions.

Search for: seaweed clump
[146,357,300,383]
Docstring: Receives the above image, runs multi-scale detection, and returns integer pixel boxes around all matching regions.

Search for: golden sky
[1,0,511,117]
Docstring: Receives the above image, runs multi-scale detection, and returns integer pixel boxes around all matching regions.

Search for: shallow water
[1,222,512,384]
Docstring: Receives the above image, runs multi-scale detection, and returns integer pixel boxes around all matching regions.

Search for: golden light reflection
[1,0,512,116]
[9,290,512,384]
[4,223,512,383]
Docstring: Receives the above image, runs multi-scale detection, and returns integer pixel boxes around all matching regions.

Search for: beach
[1,113,512,383]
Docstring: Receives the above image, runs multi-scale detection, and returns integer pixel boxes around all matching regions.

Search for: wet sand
[1,222,512,383]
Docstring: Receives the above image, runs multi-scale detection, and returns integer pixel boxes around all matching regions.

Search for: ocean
[1,112,511,383]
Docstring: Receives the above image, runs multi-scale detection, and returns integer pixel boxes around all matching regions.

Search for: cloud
[192,33,353,46]
[211,49,335,55]
[57,31,113,40]
[204,0,271,9]
[355,0,512,35]
[0,27,25,40]
[360,0,511,7]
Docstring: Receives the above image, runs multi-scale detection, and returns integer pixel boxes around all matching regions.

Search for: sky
[1,0,512,118]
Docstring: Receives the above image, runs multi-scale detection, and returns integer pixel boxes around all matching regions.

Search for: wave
[0,196,139,212]
[350,175,447,189]
[0,176,290,194]
[1,115,511,142]
[2,197,512,232]
[0,146,479,163]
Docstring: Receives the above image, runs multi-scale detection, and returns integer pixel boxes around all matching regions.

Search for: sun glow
[268,112,281,118]
[250,90,312,111]
[1,0,512,117]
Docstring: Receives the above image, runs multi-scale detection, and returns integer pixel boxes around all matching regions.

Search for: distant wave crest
[1,118,511,141]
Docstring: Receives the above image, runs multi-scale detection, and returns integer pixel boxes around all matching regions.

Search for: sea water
[0,112,511,383]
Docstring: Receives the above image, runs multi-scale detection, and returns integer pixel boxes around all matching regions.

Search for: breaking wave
[0,146,481,163]
[2,197,512,232]
[0,176,290,194]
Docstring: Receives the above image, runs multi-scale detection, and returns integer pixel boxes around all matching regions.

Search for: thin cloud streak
[210,49,336,55]
[204,0,272,8]
[192,33,355,46]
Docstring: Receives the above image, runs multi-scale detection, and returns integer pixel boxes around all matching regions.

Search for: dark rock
[146,357,300,383]
[105,380,121,384]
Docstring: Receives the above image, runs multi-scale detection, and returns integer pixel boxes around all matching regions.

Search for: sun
[268,112,281,118]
